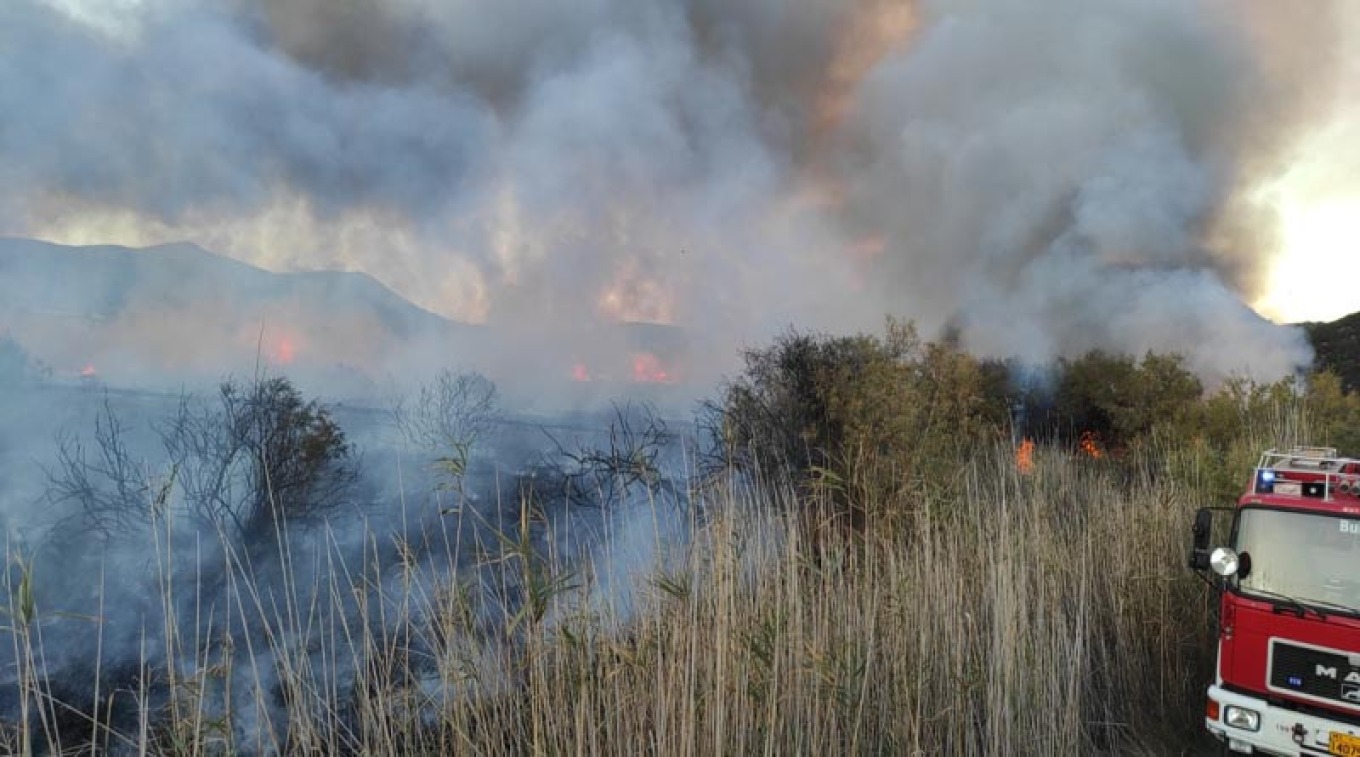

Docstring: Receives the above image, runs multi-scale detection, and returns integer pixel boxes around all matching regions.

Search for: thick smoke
[1,0,1342,384]
[841,0,1334,379]
[0,1,1348,745]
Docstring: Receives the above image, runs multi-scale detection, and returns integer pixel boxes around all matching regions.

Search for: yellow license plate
[1331,731,1360,756]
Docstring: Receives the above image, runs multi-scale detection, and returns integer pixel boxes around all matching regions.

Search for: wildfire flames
[1015,438,1035,475]
[570,352,677,384]
[79,363,97,378]
[1079,431,1104,459]
[631,352,672,383]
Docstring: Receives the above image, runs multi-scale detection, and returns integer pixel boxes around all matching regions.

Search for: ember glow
[1078,431,1105,460]
[571,363,591,383]
[79,363,96,378]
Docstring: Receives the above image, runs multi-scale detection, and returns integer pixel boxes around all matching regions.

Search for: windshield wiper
[1241,588,1327,620]
[1300,598,1360,618]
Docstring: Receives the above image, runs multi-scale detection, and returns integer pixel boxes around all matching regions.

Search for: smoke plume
[2,0,1343,384]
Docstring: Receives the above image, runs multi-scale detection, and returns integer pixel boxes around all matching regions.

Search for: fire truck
[1190,446,1360,755]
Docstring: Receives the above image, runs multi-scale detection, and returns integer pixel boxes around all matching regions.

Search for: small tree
[390,369,500,491]
[48,400,153,537]
[237,376,355,536]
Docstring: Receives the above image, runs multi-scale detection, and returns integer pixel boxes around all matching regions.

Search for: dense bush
[1051,351,1203,452]
[710,319,1008,531]
[710,321,1360,531]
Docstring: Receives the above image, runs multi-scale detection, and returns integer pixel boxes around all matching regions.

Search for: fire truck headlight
[1224,706,1260,732]
[1210,547,1240,577]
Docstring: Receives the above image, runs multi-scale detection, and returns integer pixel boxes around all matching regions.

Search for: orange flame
[596,259,676,325]
[1016,438,1035,475]
[631,352,673,383]
[571,363,592,382]
[1079,431,1104,459]
[79,363,97,378]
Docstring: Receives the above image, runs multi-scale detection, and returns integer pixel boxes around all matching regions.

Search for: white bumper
[1208,684,1360,755]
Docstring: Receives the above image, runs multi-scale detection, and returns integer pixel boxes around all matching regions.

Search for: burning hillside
[0,238,698,400]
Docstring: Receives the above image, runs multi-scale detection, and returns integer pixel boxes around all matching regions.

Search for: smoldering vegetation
[1,322,1357,753]
[0,355,697,754]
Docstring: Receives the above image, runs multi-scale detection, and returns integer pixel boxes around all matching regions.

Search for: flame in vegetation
[571,362,591,382]
[1016,438,1035,475]
[1079,431,1104,459]
[269,335,298,365]
[631,352,673,384]
[79,363,97,377]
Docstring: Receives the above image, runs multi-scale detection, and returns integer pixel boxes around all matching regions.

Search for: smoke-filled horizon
[2,0,1345,385]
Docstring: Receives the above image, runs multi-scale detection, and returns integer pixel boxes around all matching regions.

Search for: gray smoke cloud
[841,0,1334,379]
[0,0,1341,386]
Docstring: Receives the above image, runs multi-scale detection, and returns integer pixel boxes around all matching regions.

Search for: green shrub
[711,319,1007,532]
[1052,351,1202,452]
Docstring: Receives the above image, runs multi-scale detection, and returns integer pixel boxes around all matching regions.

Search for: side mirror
[1192,508,1212,550]
[1189,508,1214,571]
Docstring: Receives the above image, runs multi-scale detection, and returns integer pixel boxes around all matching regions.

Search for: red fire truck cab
[1191,446,1360,755]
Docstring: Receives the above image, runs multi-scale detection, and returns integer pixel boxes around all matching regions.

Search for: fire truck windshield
[1234,508,1360,614]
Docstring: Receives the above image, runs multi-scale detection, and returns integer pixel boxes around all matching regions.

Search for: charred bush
[167,375,359,540]
[48,375,359,542]
[522,401,676,511]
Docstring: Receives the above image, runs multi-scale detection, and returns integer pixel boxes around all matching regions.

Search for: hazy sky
[4,0,1352,383]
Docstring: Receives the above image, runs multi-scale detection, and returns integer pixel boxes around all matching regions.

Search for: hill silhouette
[1305,312,1360,392]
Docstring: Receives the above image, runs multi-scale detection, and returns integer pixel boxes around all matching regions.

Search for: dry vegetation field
[3,444,1229,755]
[1,324,1350,755]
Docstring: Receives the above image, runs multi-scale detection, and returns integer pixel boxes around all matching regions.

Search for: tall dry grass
[493,443,1219,755]
[0,439,1231,755]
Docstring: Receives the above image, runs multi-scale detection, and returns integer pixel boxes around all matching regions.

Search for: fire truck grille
[1268,640,1360,710]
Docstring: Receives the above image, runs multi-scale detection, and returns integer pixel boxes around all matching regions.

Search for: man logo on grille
[1319,665,1340,680]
